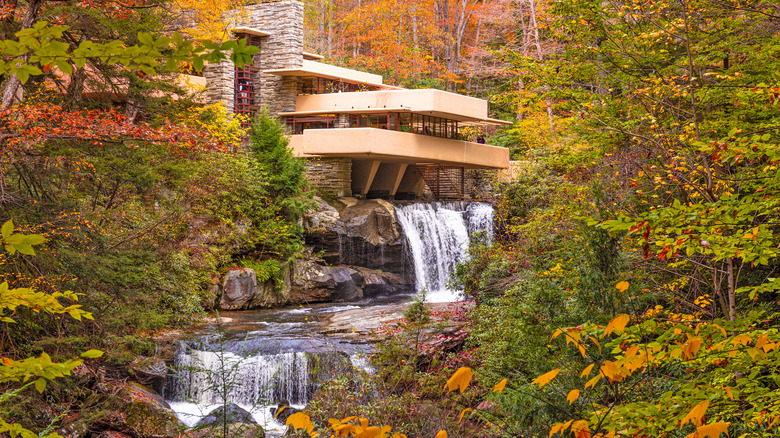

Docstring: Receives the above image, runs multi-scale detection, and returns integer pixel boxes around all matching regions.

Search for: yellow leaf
[551,329,563,340]
[681,400,710,429]
[531,369,560,388]
[355,426,380,438]
[286,412,314,433]
[493,379,507,392]
[274,406,287,418]
[435,430,448,438]
[615,281,629,292]
[580,364,594,378]
[604,314,630,336]
[549,423,564,438]
[724,387,733,400]
[567,389,580,404]
[684,338,703,359]
[585,374,602,388]
[572,420,591,438]
[692,421,731,438]
[458,408,471,424]
[446,367,473,393]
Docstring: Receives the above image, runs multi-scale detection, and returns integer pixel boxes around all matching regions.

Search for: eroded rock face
[289,260,362,303]
[221,268,257,310]
[305,197,409,275]
[209,197,415,310]
[97,382,183,437]
[195,403,256,427]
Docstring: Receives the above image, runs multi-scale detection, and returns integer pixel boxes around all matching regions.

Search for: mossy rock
[191,422,265,438]
[107,382,183,437]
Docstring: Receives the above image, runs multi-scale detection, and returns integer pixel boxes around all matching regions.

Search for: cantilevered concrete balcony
[289,127,509,169]
[291,89,511,125]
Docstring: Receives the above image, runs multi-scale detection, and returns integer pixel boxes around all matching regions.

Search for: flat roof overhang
[303,52,324,60]
[231,27,270,37]
[265,60,401,90]
[278,108,512,125]
[290,128,510,169]
[292,89,512,125]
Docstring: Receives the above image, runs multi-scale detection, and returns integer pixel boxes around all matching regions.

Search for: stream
[162,202,493,435]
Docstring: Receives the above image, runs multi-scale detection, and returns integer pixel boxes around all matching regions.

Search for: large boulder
[305,198,409,275]
[96,382,183,437]
[195,403,256,427]
[220,268,257,310]
[290,260,362,303]
[269,400,299,424]
[129,356,168,394]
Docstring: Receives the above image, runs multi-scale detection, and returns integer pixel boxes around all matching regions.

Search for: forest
[1,0,779,437]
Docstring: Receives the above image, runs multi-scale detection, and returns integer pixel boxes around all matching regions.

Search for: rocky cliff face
[211,197,414,311]
[305,197,408,274]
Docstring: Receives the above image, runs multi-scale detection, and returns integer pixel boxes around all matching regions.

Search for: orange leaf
[435,430,447,438]
[584,374,601,388]
[493,379,507,392]
[604,314,630,336]
[458,408,471,424]
[446,367,473,393]
[567,389,580,404]
[572,420,591,438]
[531,369,560,388]
[615,281,629,292]
[580,364,594,378]
[681,400,710,429]
[724,387,733,400]
[696,421,730,438]
[355,426,380,438]
[286,412,314,433]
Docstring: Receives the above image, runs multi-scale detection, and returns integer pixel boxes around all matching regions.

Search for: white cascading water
[164,344,358,434]
[395,202,494,302]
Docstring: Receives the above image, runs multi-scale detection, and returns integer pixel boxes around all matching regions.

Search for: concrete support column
[390,163,408,196]
[363,160,381,194]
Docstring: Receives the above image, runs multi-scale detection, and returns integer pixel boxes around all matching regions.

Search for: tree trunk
[527,0,554,136]
[1,0,43,110]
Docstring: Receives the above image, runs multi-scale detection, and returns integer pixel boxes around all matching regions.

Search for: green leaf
[35,378,46,393]
[22,234,44,245]
[80,349,104,359]
[1,220,13,238]
[14,244,35,256]
[137,32,154,46]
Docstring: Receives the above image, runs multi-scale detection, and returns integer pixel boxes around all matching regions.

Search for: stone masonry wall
[203,1,304,116]
[246,1,304,116]
[306,158,353,197]
[203,59,236,112]
[465,168,498,201]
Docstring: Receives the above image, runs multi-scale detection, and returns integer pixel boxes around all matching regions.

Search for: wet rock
[195,403,256,427]
[100,382,183,437]
[191,423,265,438]
[270,400,299,424]
[220,268,257,310]
[129,356,168,394]
[353,267,413,298]
[305,198,409,275]
[290,260,363,303]
[304,196,340,230]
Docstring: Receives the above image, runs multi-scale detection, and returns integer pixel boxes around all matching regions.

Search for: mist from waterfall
[395,202,494,302]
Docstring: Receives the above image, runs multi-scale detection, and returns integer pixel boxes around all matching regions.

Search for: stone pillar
[305,158,353,197]
[203,59,236,112]
[246,1,304,116]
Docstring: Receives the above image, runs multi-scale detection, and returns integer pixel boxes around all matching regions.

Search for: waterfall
[164,342,354,430]
[395,202,494,302]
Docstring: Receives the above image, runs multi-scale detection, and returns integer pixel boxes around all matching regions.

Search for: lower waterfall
[395,202,494,302]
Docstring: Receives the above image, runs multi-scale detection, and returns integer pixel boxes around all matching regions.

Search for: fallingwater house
[194,0,511,200]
